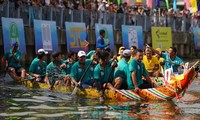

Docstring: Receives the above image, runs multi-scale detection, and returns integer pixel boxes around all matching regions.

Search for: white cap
[102,0,107,3]
[38,49,48,54]
[123,49,131,57]
[78,50,86,57]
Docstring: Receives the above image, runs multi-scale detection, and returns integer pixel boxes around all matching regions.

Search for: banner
[34,19,58,53]
[193,28,200,50]
[152,27,172,51]
[122,25,144,49]
[95,24,114,51]
[2,17,26,54]
[65,22,87,52]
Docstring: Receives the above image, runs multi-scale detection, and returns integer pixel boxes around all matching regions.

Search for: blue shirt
[96,36,107,49]
[162,53,184,72]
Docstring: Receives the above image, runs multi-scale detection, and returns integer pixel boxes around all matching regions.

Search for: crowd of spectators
[0,0,200,30]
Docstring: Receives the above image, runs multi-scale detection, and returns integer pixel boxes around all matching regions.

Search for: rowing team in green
[3,40,185,97]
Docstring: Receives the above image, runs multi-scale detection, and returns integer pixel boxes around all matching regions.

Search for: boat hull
[21,67,197,101]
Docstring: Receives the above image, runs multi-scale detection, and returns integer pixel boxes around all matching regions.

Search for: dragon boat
[19,61,199,101]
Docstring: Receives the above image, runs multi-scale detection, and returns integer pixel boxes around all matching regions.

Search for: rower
[143,48,161,77]
[129,46,137,61]
[94,50,122,95]
[70,51,96,88]
[146,45,184,73]
[29,49,48,82]
[117,46,125,62]
[129,49,155,91]
[154,48,165,73]
[62,51,76,86]
[114,49,132,89]
[4,41,26,81]
[46,51,67,90]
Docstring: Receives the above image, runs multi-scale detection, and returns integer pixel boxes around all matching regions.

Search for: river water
[0,74,200,120]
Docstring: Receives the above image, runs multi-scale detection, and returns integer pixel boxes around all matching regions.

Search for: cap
[155,48,161,52]
[78,51,86,57]
[118,46,125,54]
[119,46,125,50]
[38,49,48,54]
[12,41,18,48]
[102,0,107,3]
[123,49,131,57]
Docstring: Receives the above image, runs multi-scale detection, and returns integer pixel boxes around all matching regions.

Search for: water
[0,76,200,120]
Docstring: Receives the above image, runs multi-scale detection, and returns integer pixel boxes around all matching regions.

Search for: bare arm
[71,77,79,87]
[29,72,40,78]
[146,44,161,56]
[131,72,139,89]
[45,75,51,88]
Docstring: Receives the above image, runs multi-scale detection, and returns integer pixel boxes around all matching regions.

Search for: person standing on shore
[96,29,110,50]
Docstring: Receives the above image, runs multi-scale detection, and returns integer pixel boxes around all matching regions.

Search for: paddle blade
[71,87,78,95]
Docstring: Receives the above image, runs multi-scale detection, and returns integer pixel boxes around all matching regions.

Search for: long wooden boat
[20,61,199,101]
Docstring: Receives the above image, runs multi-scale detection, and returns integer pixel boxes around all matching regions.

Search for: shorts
[81,79,96,88]
[36,75,45,83]
[8,67,23,76]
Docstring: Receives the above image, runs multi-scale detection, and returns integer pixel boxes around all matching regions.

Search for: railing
[0,1,200,32]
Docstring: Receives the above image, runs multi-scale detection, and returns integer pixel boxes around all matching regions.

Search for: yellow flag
[190,0,197,13]
[136,0,142,2]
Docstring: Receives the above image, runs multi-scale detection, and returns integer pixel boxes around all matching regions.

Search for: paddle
[49,66,64,90]
[99,61,116,102]
[71,59,94,95]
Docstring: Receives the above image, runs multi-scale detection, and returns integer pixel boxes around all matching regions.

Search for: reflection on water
[0,78,200,119]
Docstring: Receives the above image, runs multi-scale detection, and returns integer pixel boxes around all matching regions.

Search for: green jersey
[70,59,94,83]
[29,57,47,76]
[129,58,148,89]
[4,49,22,68]
[94,61,114,85]
[115,58,131,89]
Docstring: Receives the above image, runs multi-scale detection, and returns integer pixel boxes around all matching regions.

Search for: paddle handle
[71,59,94,95]
[102,66,115,93]
[79,59,94,84]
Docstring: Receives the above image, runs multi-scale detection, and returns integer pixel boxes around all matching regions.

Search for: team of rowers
[3,30,185,97]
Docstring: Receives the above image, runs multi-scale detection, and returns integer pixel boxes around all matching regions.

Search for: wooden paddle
[49,66,64,90]
[71,59,94,95]
[99,62,116,102]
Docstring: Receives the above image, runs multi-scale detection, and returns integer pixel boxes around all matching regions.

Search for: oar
[99,64,115,102]
[71,59,94,95]
[49,66,64,90]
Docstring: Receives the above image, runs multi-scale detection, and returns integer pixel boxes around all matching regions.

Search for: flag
[190,0,198,13]
[173,0,177,10]
[165,0,169,9]
[184,0,190,10]
[146,0,152,8]
[156,0,160,8]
